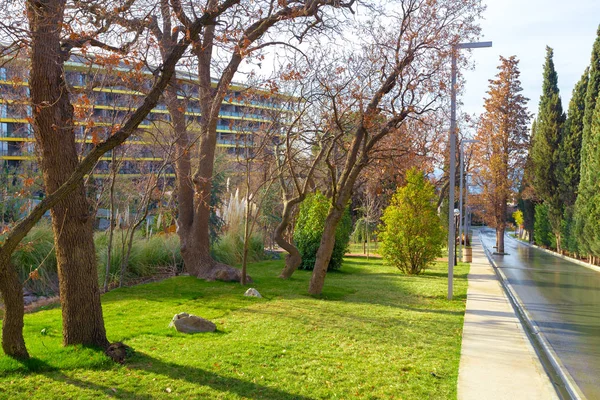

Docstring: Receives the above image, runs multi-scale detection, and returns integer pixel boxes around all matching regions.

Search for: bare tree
[274,82,333,279]
[0,0,229,358]
[306,0,484,295]
[169,0,355,282]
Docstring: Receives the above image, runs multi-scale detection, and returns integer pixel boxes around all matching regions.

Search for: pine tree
[559,68,588,254]
[575,25,600,256]
[530,47,565,251]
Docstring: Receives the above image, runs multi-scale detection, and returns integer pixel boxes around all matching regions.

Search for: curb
[478,232,586,400]
[509,235,600,274]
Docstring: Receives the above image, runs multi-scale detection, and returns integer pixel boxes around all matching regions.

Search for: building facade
[0,57,290,179]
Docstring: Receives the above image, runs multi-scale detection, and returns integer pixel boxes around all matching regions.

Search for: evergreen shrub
[379,168,445,275]
[293,192,352,271]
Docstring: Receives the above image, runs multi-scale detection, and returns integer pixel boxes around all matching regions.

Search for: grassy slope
[0,258,468,399]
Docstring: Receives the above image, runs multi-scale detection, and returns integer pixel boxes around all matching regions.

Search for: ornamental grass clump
[379,168,446,274]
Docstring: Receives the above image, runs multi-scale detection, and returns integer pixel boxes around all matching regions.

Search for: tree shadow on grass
[129,351,314,400]
[7,357,149,399]
[8,352,314,400]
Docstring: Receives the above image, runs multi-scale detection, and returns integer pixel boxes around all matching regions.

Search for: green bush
[293,192,352,271]
[379,168,446,275]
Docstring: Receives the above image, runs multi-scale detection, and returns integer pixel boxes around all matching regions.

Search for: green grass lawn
[347,242,380,254]
[0,257,469,399]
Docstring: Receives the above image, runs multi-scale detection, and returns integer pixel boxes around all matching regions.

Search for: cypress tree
[534,203,555,248]
[560,68,588,205]
[575,25,600,256]
[559,68,588,254]
[519,121,537,243]
[530,46,565,251]
[579,99,600,256]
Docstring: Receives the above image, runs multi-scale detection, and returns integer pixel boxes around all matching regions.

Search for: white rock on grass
[244,288,262,298]
[168,312,216,333]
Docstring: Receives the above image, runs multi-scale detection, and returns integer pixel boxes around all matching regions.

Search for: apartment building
[0,56,290,178]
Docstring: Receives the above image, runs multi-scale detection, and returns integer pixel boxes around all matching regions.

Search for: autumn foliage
[472,56,530,253]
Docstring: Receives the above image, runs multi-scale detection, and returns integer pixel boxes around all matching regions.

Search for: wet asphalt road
[479,228,600,399]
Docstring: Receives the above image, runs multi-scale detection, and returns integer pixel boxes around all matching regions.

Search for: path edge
[478,231,586,400]
[511,236,600,273]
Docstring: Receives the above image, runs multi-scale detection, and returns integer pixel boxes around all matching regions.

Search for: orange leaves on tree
[23,177,34,187]
[91,130,100,145]
[280,69,303,82]
[110,124,121,136]
[28,269,40,281]
[266,80,279,94]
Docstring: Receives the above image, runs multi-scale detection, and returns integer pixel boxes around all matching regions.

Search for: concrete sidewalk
[457,235,558,400]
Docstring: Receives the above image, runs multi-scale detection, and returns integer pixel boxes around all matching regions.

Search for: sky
[461,0,599,124]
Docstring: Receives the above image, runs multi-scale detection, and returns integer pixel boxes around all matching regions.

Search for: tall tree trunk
[166,85,245,281]
[0,265,28,359]
[277,200,302,279]
[241,239,249,286]
[308,205,345,295]
[241,190,251,286]
[28,0,108,348]
[174,49,247,281]
[104,152,117,292]
[188,123,220,277]
[496,225,505,254]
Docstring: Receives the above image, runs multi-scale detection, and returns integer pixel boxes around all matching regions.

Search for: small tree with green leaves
[379,169,445,275]
[293,192,351,271]
[513,210,524,238]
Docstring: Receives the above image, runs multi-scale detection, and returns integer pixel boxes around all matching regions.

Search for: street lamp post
[447,41,492,301]
[464,173,471,248]
[458,140,478,260]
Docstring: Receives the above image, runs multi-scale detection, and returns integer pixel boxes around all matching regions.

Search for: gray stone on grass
[169,312,216,333]
[244,288,262,298]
